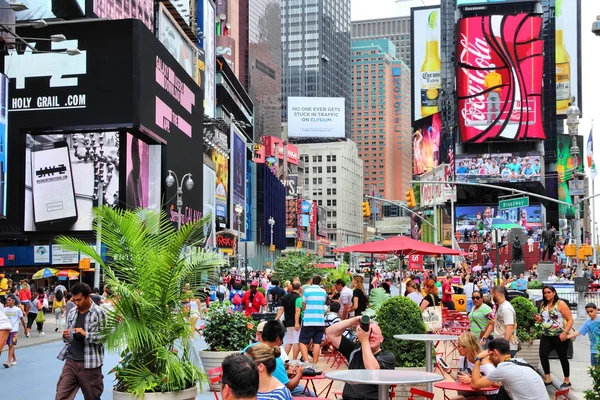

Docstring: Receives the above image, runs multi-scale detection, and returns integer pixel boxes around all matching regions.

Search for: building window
[332,177,336,184]
[305,178,309,185]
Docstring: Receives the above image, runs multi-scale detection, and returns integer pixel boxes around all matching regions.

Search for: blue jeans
[592,353,598,367]
[291,385,315,397]
[466,299,473,313]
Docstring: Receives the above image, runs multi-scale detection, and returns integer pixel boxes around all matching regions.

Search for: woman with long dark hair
[535,285,573,388]
[53,289,66,332]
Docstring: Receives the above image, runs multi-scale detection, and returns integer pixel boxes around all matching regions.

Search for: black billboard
[1,19,204,233]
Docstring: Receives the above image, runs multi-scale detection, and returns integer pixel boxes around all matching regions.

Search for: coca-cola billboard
[456,14,545,143]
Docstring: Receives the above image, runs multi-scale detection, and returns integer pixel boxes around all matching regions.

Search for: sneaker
[55,327,58,332]
[10,362,16,366]
[40,332,45,336]
[560,382,571,389]
[2,363,9,368]
[25,333,30,338]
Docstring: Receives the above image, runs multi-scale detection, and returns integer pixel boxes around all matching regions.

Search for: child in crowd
[568,303,600,366]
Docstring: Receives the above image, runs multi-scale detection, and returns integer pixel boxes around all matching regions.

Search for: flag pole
[590,121,597,264]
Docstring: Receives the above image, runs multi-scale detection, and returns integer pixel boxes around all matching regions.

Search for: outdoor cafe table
[325,369,443,400]
[434,381,498,400]
[393,334,458,392]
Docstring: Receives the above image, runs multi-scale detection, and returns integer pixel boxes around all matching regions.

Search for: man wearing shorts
[2,295,26,368]
[299,275,327,365]
[276,282,302,360]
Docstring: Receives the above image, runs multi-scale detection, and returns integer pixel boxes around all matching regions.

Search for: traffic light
[405,189,416,208]
[361,201,371,217]
[270,244,275,252]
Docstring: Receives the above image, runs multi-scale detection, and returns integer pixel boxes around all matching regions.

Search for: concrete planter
[517,339,541,368]
[392,367,427,400]
[113,386,198,400]
[199,350,240,392]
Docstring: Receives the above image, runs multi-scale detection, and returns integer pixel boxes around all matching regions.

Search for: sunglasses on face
[472,296,482,300]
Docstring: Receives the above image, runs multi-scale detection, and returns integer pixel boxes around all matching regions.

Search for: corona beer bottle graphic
[420,10,441,118]
[555,0,571,114]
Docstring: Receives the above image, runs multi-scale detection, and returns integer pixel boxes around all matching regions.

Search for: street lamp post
[268,216,275,269]
[566,97,586,319]
[234,203,244,280]
[165,170,194,229]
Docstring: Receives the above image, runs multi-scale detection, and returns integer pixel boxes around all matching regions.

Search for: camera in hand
[359,315,371,332]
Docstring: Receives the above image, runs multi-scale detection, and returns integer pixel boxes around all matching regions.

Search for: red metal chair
[554,388,570,400]
[407,387,435,400]
[207,366,223,400]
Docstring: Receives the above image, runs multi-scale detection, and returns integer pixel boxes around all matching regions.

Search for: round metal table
[325,369,443,400]
[393,333,458,391]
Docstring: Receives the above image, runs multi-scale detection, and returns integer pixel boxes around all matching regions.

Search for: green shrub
[376,296,426,367]
[203,301,255,351]
[585,355,600,400]
[511,296,541,342]
[273,251,322,284]
[527,280,543,289]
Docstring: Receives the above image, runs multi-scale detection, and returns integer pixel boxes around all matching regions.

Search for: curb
[18,336,61,349]
[536,365,584,400]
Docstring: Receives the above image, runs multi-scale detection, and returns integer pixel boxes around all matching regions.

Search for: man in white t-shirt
[2,295,26,368]
[471,338,548,400]
[482,286,519,356]
[335,279,353,320]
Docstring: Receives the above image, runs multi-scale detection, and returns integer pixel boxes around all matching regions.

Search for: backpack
[231,290,243,305]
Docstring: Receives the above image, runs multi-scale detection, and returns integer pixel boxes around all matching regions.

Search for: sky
[350,0,600,241]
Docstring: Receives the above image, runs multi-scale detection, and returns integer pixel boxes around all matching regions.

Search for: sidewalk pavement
[17,311,63,348]
[536,317,595,400]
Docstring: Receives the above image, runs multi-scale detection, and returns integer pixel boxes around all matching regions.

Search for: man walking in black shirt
[275,282,302,360]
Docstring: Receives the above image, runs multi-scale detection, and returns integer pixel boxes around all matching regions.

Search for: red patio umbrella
[314,263,336,269]
[333,236,463,257]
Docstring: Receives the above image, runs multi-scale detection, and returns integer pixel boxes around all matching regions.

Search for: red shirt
[441,280,453,303]
[241,290,266,317]
[18,288,31,302]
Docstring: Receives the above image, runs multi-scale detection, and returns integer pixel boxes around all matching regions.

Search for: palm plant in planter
[56,207,225,399]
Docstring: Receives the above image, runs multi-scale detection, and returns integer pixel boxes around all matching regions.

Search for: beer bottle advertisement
[410,6,441,123]
[555,0,579,116]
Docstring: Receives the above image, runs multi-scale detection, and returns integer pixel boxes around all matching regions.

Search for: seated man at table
[471,338,548,400]
[221,353,259,400]
[326,316,396,400]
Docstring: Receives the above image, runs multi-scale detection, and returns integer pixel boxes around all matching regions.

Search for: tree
[273,251,321,284]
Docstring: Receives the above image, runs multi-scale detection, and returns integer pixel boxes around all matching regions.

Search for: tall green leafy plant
[363,288,391,317]
[376,296,426,367]
[511,296,541,342]
[56,207,225,397]
[585,352,600,400]
[273,251,321,284]
[326,263,351,286]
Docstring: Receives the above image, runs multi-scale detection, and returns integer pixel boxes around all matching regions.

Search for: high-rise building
[281,0,352,136]
[351,39,411,201]
[247,0,282,139]
[351,17,411,65]
[297,140,363,247]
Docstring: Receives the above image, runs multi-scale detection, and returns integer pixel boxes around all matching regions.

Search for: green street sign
[499,197,529,210]
[424,210,434,215]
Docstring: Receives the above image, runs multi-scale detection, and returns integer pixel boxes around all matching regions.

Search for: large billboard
[157,3,197,79]
[93,0,153,30]
[198,0,216,118]
[455,203,544,236]
[413,112,441,175]
[24,132,119,231]
[11,0,85,20]
[456,14,545,143]
[457,0,535,5]
[0,74,7,218]
[203,164,216,249]
[287,97,345,138]
[212,149,228,223]
[230,125,247,238]
[455,152,543,183]
[557,134,583,219]
[419,164,456,207]
[125,134,161,213]
[411,7,441,123]
[555,0,580,116]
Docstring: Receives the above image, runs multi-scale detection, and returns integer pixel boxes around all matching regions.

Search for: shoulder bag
[422,294,442,332]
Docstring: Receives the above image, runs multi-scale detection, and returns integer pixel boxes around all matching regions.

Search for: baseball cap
[257,321,267,333]
[251,280,259,287]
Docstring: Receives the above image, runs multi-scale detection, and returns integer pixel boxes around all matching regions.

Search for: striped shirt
[468,303,493,337]
[302,285,327,326]
[257,386,293,400]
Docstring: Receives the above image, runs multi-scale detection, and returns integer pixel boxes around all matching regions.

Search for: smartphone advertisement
[24,132,120,231]
[230,125,247,238]
[411,7,441,123]
[456,14,545,143]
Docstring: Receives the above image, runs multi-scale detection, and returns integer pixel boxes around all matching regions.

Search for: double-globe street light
[234,203,245,280]
[165,170,194,229]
